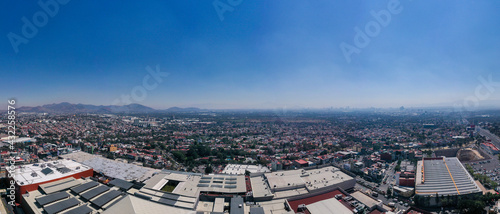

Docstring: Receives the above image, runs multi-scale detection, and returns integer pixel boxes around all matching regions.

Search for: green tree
[172,151,186,162]
[205,165,213,174]
[458,200,485,214]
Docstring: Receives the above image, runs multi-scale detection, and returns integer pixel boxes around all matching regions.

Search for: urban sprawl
[2,109,500,214]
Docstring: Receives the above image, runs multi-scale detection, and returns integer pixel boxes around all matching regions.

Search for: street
[354,183,410,212]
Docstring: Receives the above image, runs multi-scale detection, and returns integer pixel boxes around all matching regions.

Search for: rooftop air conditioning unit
[297,204,307,212]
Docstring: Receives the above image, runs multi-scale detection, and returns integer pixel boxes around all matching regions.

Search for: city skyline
[8,101,500,112]
[2,1,500,109]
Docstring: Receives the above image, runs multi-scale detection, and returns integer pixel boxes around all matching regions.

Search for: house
[294,159,308,168]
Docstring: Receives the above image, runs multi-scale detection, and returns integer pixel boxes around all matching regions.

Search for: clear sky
[1,0,500,109]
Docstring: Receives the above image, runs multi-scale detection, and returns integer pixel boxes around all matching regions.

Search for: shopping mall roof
[143,170,246,197]
[222,164,270,175]
[306,198,353,214]
[250,175,273,199]
[102,195,194,214]
[22,178,110,214]
[415,157,481,196]
[12,159,92,186]
[264,166,355,198]
[61,152,159,181]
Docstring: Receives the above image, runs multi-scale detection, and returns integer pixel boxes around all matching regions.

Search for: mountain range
[16,102,201,114]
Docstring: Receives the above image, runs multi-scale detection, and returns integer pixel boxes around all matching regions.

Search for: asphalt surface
[354,183,410,212]
[354,162,410,212]
[462,128,500,187]
[478,127,500,148]
[379,163,397,192]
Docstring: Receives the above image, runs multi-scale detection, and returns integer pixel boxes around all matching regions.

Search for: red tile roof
[288,190,349,212]
[295,159,308,165]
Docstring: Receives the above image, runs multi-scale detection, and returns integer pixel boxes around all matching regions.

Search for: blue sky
[1,0,500,109]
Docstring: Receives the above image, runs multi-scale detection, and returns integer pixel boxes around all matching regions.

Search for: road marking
[444,159,460,195]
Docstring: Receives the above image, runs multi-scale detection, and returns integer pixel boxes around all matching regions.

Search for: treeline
[171,143,254,169]
[466,164,498,189]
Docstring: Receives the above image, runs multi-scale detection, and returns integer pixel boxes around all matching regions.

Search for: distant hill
[17,102,156,114]
[163,107,202,112]
[16,102,203,114]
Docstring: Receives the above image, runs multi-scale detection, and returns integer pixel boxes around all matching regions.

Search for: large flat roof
[102,195,194,214]
[23,176,193,214]
[222,164,270,175]
[12,159,92,186]
[61,152,159,181]
[197,174,246,194]
[143,171,202,197]
[256,199,294,214]
[22,179,100,214]
[230,196,244,214]
[415,157,481,196]
[250,175,273,198]
[273,188,308,199]
[306,198,353,214]
[287,188,346,212]
[39,177,81,194]
[265,166,354,193]
[143,171,246,197]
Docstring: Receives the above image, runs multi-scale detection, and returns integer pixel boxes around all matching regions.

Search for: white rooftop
[265,166,354,192]
[102,195,194,214]
[143,171,202,197]
[306,198,353,214]
[257,199,294,214]
[250,175,273,198]
[12,159,91,186]
[222,164,270,175]
[61,151,159,181]
[143,171,246,197]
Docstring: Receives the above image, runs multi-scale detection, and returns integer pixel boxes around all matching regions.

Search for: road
[478,127,500,148]
[471,127,500,188]
[354,183,410,212]
[354,162,410,212]
[379,163,397,193]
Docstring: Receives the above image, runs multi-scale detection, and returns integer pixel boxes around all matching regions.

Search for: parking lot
[465,147,500,187]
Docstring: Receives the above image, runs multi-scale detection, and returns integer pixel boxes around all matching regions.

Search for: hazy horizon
[7,101,500,112]
[2,1,500,109]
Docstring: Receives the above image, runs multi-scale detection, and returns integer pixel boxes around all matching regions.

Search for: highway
[478,127,500,148]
